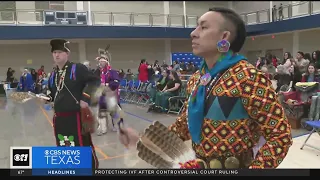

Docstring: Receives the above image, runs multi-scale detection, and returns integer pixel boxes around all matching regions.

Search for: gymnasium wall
[0,39,192,80]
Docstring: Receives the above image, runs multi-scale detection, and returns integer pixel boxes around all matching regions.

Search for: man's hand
[119,127,140,148]
[80,100,89,108]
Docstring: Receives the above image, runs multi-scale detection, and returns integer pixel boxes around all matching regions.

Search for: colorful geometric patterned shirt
[169,60,293,169]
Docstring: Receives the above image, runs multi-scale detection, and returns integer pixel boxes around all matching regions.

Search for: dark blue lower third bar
[32,169,92,176]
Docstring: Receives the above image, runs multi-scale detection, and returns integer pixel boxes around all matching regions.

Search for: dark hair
[312,50,320,63]
[170,70,180,81]
[209,7,246,53]
[283,52,292,64]
[297,51,304,57]
[265,53,272,61]
[264,53,273,65]
[306,63,318,76]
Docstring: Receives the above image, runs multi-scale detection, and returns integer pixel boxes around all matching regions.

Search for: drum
[295,82,319,102]
[81,107,96,134]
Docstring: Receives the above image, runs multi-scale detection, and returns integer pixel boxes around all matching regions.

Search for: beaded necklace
[54,65,68,101]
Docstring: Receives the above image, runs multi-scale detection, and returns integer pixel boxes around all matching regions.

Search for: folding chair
[119,79,127,101]
[123,80,134,102]
[127,80,141,103]
[136,82,150,105]
[167,84,187,115]
[300,95,320,151]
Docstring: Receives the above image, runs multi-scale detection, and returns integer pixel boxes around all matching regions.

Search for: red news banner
[94,169,313,176]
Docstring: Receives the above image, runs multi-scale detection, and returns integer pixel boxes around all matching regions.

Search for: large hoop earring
[217,39,230,53]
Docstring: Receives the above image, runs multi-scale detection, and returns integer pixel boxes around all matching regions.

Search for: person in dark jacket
[6,67,14,83]
[45,39,100,168]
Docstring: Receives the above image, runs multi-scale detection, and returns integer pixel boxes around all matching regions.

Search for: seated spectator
[274,65,291,92]
[255,57,264,70]
[186,62,199,74]
[311,50,320,70]
[290,62,302,91]
[295,51,310,74]
[172,61,180,71]
[180,61,187,71]
[147,69,170,107]
[261,66,272,80]
[301,63,320,83]
[148,70,182,113]
[126,69,133,81]
[264,53,276,78]
[119,69,125,79]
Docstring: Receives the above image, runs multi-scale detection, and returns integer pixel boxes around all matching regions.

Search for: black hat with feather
[50,39,70,53]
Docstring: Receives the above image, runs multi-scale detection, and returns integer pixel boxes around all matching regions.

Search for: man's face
[190,11,227,57]
[52,50,69,64]
[296,53,303,60]
[99,59,109,68]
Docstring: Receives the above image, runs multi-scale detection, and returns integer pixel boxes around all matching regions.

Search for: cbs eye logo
[11,148,30,167]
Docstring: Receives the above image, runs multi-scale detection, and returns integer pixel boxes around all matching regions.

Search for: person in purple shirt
[95,46,121,135]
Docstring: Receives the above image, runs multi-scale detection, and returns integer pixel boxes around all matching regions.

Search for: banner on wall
[171,52,204,67]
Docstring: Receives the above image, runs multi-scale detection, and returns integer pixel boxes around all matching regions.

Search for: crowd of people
[5,65,48,93]
[255,50,320,123]
[255,51,320,92]
[4,6,316,169]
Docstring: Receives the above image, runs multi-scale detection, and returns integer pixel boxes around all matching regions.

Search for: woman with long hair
[312,50,320,69]
[150,70,182,112]
[283,52,292,65]
[147,69,170,112]
[301,63,320,83]
[6,67,13,83]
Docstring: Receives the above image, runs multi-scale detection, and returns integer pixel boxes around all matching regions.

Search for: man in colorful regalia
[120,7,293,169]
[94,46,121,135]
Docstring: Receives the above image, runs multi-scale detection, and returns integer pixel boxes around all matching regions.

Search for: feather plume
[136,141,173,168]
[136,121,196,169]
[97,45,111,61]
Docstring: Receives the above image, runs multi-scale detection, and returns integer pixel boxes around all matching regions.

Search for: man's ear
[222,31,232,42]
